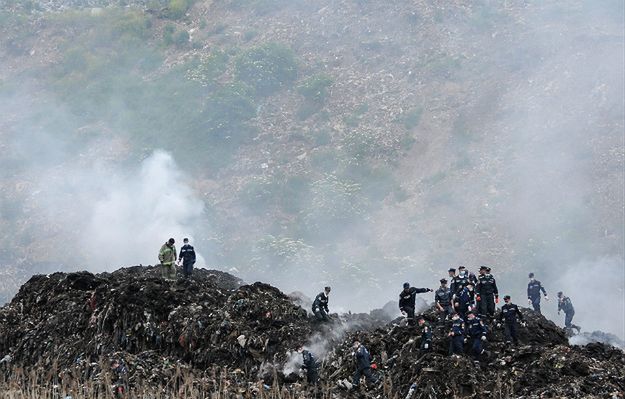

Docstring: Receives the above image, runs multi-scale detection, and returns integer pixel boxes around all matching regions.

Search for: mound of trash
[1,267,623,398]
[324,307,625,398]
[0,266,312,385]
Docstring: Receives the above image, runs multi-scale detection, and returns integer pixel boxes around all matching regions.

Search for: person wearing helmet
[557,292,580,333]
[158,238,177,280]
[399,282,433,325]
[527,273,549,314]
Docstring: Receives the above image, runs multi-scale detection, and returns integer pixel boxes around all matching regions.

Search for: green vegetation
[297,74,333,103]
[165,0,195,19]
[234,43,298,96]
[163,24,190,46]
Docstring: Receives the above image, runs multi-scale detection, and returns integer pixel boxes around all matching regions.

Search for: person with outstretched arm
[399,282,433,325]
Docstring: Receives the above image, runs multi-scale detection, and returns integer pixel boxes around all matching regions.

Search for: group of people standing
[158,237,196,280]
[300,265,581,389]
[156,239,581,390]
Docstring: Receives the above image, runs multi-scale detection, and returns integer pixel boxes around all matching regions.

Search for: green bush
[163,24,175,45]
[163,26,190,47]
[234,43,298,96]
[297,74,333,103]
[185,51,229,87]
[174,29,190,46]
[202,83,256,142]
[166,0,194,19]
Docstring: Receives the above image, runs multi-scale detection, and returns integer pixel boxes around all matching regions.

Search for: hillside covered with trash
[0,267,623,398]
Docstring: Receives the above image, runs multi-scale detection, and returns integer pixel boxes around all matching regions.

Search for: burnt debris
[0,266,623,398]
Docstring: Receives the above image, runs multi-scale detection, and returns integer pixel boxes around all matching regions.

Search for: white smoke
[550,257,625,339]
[83,151,205,270]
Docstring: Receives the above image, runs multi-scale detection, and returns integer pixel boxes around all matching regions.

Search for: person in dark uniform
[399,282,433,325]
[435,279,453,318]
[475,266,499,318]
[465,311,487,361]
[448,268,457,279]
[527,273,549,313]
[450,266,475,296]
[352,340,376,388]
[453,282,475,319]
[417,316,433,352]
[557,291,580,333]
[297,345,319,385]
[448,313,465,356]
[497,295,525,345]
[178,238,196,278]
[312,286,331,322]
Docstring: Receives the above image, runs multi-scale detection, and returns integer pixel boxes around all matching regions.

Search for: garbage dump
[0,266,623,398]
[323,307,625,398]
[0,266,312,393]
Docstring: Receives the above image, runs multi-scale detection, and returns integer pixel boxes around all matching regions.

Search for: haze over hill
[0,0,623,337]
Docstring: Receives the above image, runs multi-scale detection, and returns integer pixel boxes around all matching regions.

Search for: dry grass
[0,363,353,399]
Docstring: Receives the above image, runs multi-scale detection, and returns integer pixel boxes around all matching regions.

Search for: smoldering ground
[0,1,622,341]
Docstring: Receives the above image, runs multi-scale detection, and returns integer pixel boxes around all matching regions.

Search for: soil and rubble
[0,267,624,398]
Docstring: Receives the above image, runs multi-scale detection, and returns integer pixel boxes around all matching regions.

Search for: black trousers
[530,297,541,313]
[449,335,464,355]
[306,368,319,384]
[504,322,518,344]
[352,367,376,386]
[470,337,483,359]
[314,308,330,322]
[565,311,575,328]
[182,261,194,277]
[402,306,416,324]
[478,294,496,317]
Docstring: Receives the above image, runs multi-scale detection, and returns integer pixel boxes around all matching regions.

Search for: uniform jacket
[421,322,433,343]
[527,280,547,299]
[302,350,318,370]
[178,244,196,264]
[558,296,575,314]
[354,345,372,370]
[158,243,177,265]
[465,317,487,338]
[454,287,475,309]
[399,287,429,310]
[499,303,524,324]
[450,318,464,336]
[476,274,499,296]
[312,292,329,312]
[435,287,452,306]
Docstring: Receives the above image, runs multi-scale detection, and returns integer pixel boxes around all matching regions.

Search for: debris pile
[0,267,623,398]
[0,266,311,387]
[323,307,625,398]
